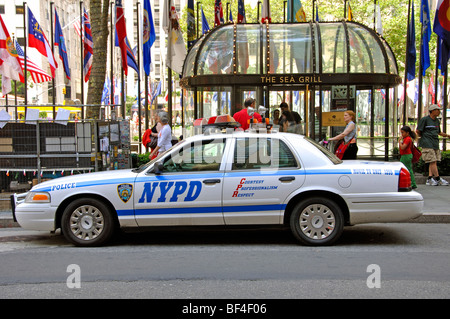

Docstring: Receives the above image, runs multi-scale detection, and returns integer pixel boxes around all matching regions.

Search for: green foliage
[131,152,151,168]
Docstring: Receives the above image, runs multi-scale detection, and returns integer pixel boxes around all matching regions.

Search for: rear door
[222,136,305,225]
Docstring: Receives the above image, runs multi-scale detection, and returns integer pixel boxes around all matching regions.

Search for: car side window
[232,137,298,170]
[162,139,226,172]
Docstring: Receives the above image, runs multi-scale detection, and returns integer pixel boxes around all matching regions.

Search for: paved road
[1,223,449,299]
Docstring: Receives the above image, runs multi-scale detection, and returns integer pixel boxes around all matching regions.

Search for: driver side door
[134,138,227,226]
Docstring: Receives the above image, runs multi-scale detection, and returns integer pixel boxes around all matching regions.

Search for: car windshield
[132,140,188,173]
[305,137,342,164]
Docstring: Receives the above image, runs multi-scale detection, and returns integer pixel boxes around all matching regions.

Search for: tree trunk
[86,0,109,119]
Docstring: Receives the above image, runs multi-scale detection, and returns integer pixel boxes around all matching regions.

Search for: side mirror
[152,161,164,175]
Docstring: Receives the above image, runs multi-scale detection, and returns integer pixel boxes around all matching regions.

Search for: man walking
[416,104,449,186]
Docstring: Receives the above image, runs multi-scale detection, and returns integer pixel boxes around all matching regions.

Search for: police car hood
[31,169,137,193]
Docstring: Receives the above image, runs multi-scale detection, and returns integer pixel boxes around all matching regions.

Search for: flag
[151,80,161,105]
[347,3,353,21]
[428,76,435,103]
[202,6,210,34]
[163,0,187,74]
[287,0,307,22]
[83,8,93,82]
[143,0,156,76]
[238,0,246,23]
[261,0,271,23]
[0,15,23,95]
[420,0,431,76]
[215,0,224,26]
[101,76,110,105]
[73,18,81,38]
[115,31,139,77]
[54,8,71,80]
[406,1,416,81]
[187,0,195,48]
[434,0,450,46]
[116,0,128,76]
[28,8,57,78]
[15,40,52,83]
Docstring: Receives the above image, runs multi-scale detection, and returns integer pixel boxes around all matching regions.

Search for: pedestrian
[272,109,280,125]
[416,104,449,186]
[142,112,162,153]
[148,111,172,160]
[233,97,262,130]
[328,110,358,159]
[280,102,301,124]
[398,126,417,189]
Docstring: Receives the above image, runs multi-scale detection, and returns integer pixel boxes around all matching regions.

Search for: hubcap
[69,205,104,241]
[299,204,335,240]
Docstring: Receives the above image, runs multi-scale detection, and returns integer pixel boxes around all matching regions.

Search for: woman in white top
[149,111,172,159]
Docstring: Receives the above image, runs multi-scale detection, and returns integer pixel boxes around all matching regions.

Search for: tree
[86,0,110,119]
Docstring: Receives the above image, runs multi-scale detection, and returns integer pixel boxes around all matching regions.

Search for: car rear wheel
[61,198,115,247]
[290,197,344,246]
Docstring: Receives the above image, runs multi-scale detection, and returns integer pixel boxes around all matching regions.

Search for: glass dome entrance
[180,21,401,161]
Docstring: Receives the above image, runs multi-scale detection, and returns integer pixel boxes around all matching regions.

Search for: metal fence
[0,119,131,192]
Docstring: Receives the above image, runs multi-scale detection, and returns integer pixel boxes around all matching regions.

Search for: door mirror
[152,161,164,175]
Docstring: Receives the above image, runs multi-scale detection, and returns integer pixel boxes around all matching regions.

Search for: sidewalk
[1,178,449,228]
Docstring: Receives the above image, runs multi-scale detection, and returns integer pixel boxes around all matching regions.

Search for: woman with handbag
[398,126,417,189]
[142,113,162,155]
[328,110,358,160]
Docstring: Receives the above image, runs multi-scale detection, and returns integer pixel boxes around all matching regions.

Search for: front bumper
[12,193,57,231]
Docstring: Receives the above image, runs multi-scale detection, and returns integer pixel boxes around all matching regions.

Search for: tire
[290,197,344,246]
[61,198,116,247]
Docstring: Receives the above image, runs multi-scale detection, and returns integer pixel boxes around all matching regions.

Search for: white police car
[12,127,423,247]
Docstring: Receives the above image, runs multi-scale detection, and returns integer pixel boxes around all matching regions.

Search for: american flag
[83,8,93,82]
[15,40,52,83]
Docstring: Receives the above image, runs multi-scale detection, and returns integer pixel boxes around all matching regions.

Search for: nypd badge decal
[118,184,133,203]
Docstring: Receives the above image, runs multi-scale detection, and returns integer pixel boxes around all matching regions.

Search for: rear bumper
[343,191,424,225]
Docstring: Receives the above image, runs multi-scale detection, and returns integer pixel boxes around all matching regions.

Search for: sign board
[322,111,347,126]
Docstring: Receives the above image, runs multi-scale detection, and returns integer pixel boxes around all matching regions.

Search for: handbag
[335,141,350,159]
[147,135,158,150]
[411,143,422,164]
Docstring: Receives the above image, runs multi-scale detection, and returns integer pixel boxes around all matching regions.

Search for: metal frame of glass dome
[180,21,402,160]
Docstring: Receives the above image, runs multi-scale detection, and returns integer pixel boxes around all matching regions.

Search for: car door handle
[203,179,221,184]
[279,176,295,182]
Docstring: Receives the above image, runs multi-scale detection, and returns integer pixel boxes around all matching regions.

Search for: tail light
[398,168,412,192]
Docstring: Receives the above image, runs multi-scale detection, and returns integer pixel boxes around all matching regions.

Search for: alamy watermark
[366,264,381,289]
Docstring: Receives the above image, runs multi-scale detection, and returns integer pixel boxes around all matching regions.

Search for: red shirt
[233,108,262,130]
[400,136,412,155]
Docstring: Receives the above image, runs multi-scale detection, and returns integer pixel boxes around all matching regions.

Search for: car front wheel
[290,197,344,246]
[61,198,116,247]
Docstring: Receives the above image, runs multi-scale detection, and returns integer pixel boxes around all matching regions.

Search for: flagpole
[167,0,173,127]
[418,22,423,122]
[402,0,412,126]
[110,1,114,117]
[80,1,84,112]
[137,1,143,154]
[23,2,28,106]
[50,2,56,115]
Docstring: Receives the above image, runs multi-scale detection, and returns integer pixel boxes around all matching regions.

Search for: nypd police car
[12,127,423,247]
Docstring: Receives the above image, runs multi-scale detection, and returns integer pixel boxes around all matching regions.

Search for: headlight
[25,192,51,203]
